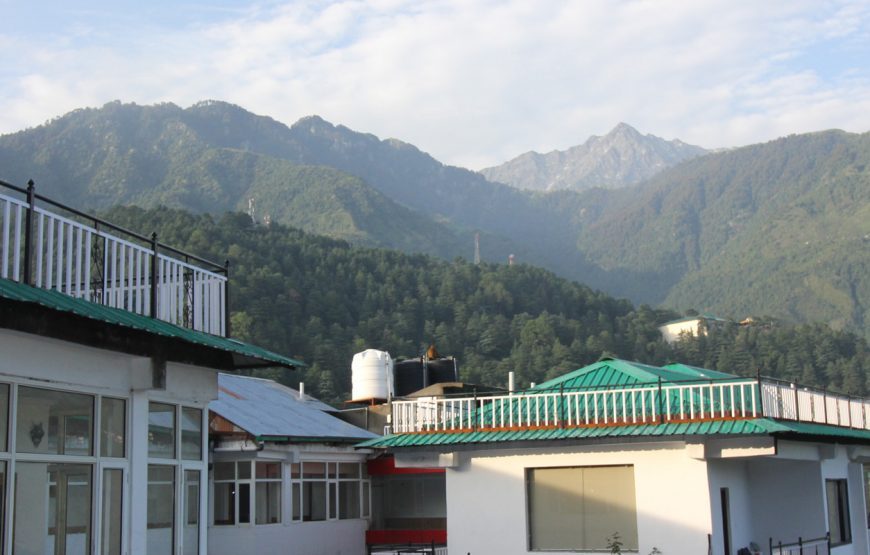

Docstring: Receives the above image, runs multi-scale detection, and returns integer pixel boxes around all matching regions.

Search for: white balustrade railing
[391,378,870,434]
[0,185,227,336]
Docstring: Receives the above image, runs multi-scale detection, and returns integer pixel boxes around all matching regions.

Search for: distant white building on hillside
[659,314,732,343]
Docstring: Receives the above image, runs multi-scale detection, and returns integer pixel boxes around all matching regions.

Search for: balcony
[390,377,870,434]
[0,179,227,336]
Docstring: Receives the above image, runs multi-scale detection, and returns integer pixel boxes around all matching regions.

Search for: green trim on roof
[0,277,304,369]
[358,418,870,449]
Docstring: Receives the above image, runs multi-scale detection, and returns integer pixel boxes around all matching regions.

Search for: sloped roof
[360,418,870,449]
[0,277,303,370]
[531,358,739,392]
[211,373,377,442]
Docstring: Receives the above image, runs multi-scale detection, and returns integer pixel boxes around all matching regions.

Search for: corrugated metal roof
[211,374,377,442]
[0,277,303,369]
[530,358,738,392]
[359,418,870,449]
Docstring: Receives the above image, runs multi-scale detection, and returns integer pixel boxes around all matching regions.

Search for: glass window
[292,482,302,521]
[303,482,327,521]
[0,383,9,451]
[100,397,126,458]
[213,461,234,481]
[147,465,175,555]
[181,408,202,461]
[238,483,251,524]
[0,462,5,550]
[527,465,638,551]
[827,479,852,546]
[17,387,93,455]
[255,462,282,525]
[237,461,251,480]
[14,463,92,555]
[101,469,123,555]
[148,403,175,459]
[213,482,236,526]
[183,470,200,555]
[339,481,360,519]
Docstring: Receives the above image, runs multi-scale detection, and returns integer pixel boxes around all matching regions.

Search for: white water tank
[351,349,394,402]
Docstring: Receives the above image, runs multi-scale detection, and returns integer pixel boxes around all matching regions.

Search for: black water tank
[394,359,425,397]
[428,358,459,384]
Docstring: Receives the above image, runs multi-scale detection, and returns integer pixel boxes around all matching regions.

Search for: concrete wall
[707,459,755,555]
[444,442,713,555]
[0,328,218,555]
[821,445,870,555]
[209,519,368,555]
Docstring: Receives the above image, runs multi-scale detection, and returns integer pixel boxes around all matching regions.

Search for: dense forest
[103,206,869,404]
[3,102,868,338]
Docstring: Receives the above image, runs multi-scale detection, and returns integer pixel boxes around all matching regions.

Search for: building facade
[364,358,870,555]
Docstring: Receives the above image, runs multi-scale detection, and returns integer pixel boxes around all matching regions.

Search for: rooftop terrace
[373,359,870,447]
[0,179,227,336]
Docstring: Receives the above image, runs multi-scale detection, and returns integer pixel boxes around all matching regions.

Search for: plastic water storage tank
[351,349,394,402]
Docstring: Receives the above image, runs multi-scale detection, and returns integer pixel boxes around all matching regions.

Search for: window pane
[329,482,337,519]
[238,483,251,524]
[0,383,9,451]
[101,398,126,458]
[101,469,123,555]
[183,471,200,555]
[213,482,235,525]
[292,483,301,521]
[328,463,337,479]
[15,463,92,555]
[339,481,360,519]
[17,387,93,455]
[237,461,251,480]
[148,403,175,459]
[213,462,234,481]
[181,408,202,460]
[256,482,282,524]
[0,462,5,546]
[362,481,370,518]
[303,482,326,521]
[339,463,359,479]
[290,463,300,479]
[528,465,637,551]
[827,479,852,545]
[303,462,325,479]
[256,462,281,480]
[147,465,175,555]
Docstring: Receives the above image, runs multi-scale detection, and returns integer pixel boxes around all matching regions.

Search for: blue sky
[2,0,870,168]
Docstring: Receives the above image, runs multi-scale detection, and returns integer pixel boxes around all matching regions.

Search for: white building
[0,180,300,554]
[364,358,870,555]
[658,315,732,344]
[207,373,377,555]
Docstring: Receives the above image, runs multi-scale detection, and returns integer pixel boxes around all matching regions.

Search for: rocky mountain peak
[480,123,708,192]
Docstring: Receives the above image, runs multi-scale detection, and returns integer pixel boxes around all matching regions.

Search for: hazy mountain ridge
[480,122,708,192]
[2,101,868,339]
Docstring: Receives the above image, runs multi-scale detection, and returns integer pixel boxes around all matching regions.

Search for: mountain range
[480,122,708,191]
[0,101,867,339]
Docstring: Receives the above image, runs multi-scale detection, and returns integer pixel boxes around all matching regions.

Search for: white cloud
[1,0,869,168]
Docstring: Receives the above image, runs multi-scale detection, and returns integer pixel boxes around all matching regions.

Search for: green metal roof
[359,418,870,449]
[530,358,739,392]
[0,277,304,369]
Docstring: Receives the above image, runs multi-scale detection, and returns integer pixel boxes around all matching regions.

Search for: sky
[2,0,870,169]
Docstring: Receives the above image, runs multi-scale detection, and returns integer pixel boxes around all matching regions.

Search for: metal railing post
[658,377,664,424]
[224,259,231,337]
[756,369,764,418]
[150,232,159,318]
[794,384,800,421]
[472,387,478,432]
[559,383,565,428]
[22,179,35,285]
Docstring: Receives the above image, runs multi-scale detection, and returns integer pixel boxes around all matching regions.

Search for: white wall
[445,442,713,555]
[209,520,368,555]
[820,445,870,555]
[707,459,755,555]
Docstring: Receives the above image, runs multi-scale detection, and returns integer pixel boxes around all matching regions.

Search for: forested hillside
[104,206,870,403]
[2,101,868,339]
